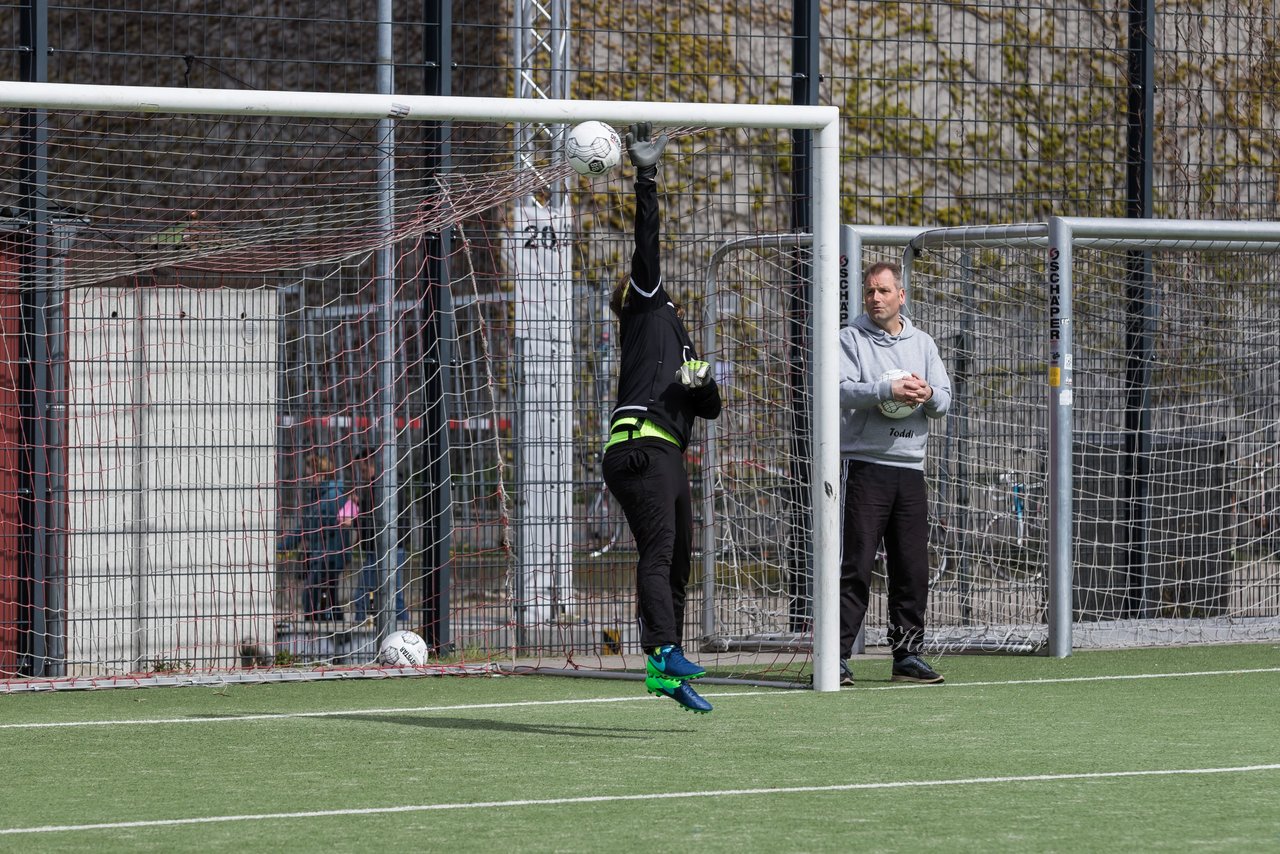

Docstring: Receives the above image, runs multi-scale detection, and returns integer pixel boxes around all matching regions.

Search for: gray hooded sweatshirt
[838,313,952,470]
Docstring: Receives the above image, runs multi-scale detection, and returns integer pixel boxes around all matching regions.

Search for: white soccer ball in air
[377,630,429,666]
[564,121,622,176]
[877,368,919,419]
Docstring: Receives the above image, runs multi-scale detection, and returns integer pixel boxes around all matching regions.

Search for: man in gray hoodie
[837,260,951,685]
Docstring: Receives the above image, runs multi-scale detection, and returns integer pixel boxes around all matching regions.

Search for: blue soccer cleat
[646,644,706,682]
[646,674,713,714]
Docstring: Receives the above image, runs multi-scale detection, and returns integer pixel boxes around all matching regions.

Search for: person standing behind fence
[601,122,721,714]
[282,452,351,622]
[837,261,951,685]
[351,456,409,624]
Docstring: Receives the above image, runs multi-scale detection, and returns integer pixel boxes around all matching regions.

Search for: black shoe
[839,659,855,687]
[891,654,944,684]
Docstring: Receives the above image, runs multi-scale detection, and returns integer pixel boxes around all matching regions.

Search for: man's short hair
[864,260,902,288]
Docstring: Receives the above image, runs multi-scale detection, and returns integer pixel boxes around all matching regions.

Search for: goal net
[0,84,842,690]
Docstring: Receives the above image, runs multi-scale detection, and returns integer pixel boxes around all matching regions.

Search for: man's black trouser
[602,438,691,650]
[839,459,930,659]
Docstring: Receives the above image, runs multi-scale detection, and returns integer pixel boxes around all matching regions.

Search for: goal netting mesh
[0,96,833,688]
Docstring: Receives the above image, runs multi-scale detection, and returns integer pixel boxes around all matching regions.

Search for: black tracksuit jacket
[602,165,721,649]
[609,166,721,443]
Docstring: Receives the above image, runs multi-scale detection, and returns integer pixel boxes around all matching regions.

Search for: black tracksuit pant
[602,438,692,650]
[839,459,930,660]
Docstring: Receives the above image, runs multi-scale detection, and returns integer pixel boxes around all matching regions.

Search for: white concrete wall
[65,286,277,675]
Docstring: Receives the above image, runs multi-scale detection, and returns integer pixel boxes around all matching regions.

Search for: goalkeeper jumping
[601,122,722,714]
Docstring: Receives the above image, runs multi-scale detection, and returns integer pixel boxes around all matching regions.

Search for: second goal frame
[905,216,1280,657]
[703,217,1280,668]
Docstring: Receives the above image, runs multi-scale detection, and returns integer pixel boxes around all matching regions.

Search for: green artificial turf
[1,644,1276,852]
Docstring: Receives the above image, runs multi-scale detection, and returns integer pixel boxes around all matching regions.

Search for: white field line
[2,764,1278,836]
[0,666,1277,731]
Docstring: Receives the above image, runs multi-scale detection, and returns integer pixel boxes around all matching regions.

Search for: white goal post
[0,83,846,691]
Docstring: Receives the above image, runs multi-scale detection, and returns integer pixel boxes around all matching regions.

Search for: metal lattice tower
[511,0,576,629]
[513,0,571,190]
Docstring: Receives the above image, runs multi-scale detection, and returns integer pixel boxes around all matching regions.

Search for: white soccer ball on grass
[564,121,623,176]
[377,630,429,666]
[877,368,919,420]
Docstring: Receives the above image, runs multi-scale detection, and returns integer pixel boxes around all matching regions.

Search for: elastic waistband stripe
[603,418,679,451]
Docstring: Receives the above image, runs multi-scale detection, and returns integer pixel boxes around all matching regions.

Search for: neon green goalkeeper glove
[676,359,712,389]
